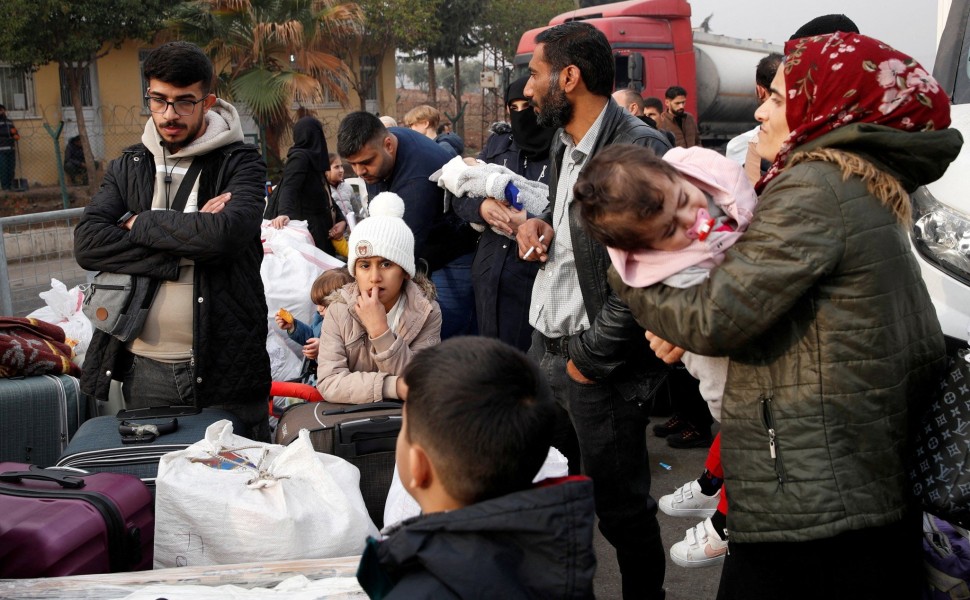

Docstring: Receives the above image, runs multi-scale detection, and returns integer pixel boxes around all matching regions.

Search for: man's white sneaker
[670,517,728,569]
[659,480,720,518]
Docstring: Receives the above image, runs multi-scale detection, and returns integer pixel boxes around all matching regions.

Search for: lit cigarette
[523,234,546,259]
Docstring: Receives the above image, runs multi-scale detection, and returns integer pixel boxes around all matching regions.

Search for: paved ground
[592,420,722,600]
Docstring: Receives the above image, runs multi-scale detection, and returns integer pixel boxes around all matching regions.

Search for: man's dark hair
[535,22,614,97]
[574,144,680,251]
[402,336,557,505]
[337,111,387,157]
[790,14,860,40]
[756,53,784,90]
[643,96,664,113]
[142,42,214,94]
[665,85,688,100]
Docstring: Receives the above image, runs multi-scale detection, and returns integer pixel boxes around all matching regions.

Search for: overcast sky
[686,0,941,70]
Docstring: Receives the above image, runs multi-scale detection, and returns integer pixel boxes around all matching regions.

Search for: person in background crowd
[74,41,271,440]
[452,75,556,352]
[269,116,346,256]
[64,135,88,186]
[657,85,702,148]
[515,20,672,600]
[403,104,465,157]
[0,104,19,190]
[610,32,962,598]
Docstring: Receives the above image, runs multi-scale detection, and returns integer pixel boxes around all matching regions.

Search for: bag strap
[170,158,206,213]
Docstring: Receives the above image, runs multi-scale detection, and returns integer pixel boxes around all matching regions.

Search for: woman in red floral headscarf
[606,33,964,598]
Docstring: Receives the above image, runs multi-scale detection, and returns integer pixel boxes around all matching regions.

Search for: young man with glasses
[74,41,272,440]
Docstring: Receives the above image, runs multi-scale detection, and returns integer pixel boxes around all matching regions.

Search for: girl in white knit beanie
[315,192,442,404]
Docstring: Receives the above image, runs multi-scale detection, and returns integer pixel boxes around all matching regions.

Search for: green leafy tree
[419,0,488,136]
[333,0,439,111]
[0,0,174,190]
[162,0,362,163]
[480,0,576,67]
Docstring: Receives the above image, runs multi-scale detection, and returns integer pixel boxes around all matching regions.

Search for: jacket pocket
[760,394,787,489]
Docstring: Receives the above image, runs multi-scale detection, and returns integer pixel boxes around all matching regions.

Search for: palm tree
[161,0,363,165]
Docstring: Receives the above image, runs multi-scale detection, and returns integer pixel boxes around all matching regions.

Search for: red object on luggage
[0,462,154,577]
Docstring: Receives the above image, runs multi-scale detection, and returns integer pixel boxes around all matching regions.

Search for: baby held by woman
[573,144,758,418]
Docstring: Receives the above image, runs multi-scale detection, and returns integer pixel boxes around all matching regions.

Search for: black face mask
[510,106,556,160]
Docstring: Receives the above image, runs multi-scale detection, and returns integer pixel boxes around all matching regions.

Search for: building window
[59,64,94,107]
[0,65,31,113]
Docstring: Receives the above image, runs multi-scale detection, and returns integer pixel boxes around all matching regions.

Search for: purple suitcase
[0,462,154,577]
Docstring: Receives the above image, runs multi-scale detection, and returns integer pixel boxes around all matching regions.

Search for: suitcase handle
[0,465,86,489]
[322,401,403,416]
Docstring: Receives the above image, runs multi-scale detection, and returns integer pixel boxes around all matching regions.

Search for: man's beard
[534,75,573,129]
[157,119,200,153]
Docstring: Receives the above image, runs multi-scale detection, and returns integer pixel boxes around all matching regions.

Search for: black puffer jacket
[540,99,673,392]
[74,141,270,410]
[357,478,597,599]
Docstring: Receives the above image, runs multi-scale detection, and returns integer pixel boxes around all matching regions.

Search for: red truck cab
[515,0,700,117]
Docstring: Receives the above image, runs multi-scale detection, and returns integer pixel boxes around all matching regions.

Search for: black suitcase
[276,401,401,527]
[55,406,245,493]
[0,374,87,466]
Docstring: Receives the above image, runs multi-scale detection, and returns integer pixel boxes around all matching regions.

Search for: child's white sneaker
[670,517,728,568]
[659,480,720,518]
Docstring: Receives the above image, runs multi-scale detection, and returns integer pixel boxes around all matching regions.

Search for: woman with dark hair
[609,33,963,598]
[270,116,345,255]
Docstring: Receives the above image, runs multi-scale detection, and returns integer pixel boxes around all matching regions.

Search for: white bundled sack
[154,420,378,568]
[383,447,570,529]
[27,278,93,366]
[261,220,345,326]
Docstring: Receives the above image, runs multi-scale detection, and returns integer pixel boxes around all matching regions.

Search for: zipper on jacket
[0,483,140,571]
[759,394,787,489]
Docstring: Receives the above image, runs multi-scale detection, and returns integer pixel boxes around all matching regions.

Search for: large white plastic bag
[27,278,93,365]
[383,447,570,529]
[154,420,378,568]
[260,220,345,326]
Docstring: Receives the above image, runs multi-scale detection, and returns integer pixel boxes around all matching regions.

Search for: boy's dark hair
[643,96,664,113]
[756,53,784,90]
[311,269,354,306]
[665,85,688,100]
[143,42,214,94]
[535,22,614,98]
[402,336,556,505]
[574,144,681,251]
[337,111,387,158]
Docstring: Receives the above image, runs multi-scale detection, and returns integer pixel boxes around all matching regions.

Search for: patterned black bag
[911,340,970,527]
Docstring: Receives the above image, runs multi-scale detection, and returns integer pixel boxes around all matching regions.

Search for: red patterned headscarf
[758,32,951,190]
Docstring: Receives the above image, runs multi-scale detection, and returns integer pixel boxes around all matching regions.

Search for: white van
[912,0,970,346]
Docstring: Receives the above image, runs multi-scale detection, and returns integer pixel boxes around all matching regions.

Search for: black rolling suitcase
[276,401,401,527]
[55,405,245,493]
[0,374,87,466]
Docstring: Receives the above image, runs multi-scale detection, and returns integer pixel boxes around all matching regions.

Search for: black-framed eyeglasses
[145,95,207,116]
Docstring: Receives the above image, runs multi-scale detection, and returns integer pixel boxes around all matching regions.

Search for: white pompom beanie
[347,192,416,278]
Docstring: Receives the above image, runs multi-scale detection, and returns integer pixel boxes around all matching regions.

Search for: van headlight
[911,186,970,286]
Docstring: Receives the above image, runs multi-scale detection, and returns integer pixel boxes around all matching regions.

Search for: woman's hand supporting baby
[645,331,685,364]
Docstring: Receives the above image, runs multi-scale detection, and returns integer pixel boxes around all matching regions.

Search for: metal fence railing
[0,208,88,317]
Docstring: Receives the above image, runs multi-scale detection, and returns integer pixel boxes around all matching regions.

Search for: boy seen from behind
[357,336,597,599]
